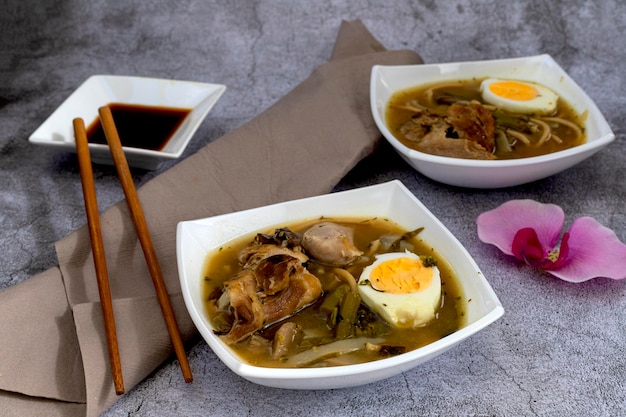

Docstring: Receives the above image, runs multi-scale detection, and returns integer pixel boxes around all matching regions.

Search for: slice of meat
[446,102,496,152]
[399,112,449,142]
[220,270,265,344]
[239,243,308,269]
[398,102,497,160]
[219,248,322,345]
[253,254,305,295]
[261,266,321,324]
[416,134,497,160]
[301,222,363,266]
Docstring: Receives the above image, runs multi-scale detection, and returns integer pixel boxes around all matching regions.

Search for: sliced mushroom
[271,322,302,359]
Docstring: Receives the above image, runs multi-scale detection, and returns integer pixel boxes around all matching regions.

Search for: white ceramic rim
[28,74,226,160]
[370,54,615,169]
[177,180,504,385]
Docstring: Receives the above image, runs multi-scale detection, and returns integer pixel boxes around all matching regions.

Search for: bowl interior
[177,180,504,389]
[370,55,615,188]
[371,54,613,158]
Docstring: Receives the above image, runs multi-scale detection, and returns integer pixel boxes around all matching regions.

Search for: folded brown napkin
[0,20,422,416]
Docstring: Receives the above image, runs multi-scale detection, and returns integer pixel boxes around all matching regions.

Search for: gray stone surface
[2,1,625,416]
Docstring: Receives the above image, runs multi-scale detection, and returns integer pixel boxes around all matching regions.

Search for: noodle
[333,268,358,294]
[506,128,531,145]
[530,117,552,146]
[542,116,583,138]
[392,103,424,113]
[423,81,469,107]
[551,134,563,144]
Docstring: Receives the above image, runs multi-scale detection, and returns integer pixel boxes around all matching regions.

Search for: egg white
[357,251,441,328]
[480,78,559,115]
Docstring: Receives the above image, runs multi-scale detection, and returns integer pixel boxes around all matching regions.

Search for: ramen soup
[202,217,467,368]
[386,78,587,160]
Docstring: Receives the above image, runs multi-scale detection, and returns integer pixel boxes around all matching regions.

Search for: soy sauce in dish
[87,103,191,151]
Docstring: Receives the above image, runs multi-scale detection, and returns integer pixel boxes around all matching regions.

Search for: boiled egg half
[480,78,559,115]
[357,251,441,328]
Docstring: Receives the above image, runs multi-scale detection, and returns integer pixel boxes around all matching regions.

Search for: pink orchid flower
[476,199,626,283]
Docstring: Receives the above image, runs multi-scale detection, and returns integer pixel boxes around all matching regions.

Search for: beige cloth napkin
[0,20,422,416]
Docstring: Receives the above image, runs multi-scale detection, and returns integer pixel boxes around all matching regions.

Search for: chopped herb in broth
[386,78,586,160]
[202,217,466,368]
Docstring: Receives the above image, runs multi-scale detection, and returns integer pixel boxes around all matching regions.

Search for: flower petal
[512,227,548,266]
[548,217,626,282]
[512,227,563,269]
[477,200,564,256]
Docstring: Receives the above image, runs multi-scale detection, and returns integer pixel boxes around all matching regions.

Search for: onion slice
[286,337,385,367]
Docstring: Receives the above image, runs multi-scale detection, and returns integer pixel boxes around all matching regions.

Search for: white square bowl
[29,75,226,170]
[371,54,615,188]
[176,180,504,389]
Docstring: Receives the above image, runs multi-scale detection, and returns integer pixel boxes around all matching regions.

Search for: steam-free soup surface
[386,78,586,160]
[202,217,467,368]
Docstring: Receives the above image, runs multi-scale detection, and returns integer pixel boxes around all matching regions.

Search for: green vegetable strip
[335,292,360,339]
[319,284,350,316]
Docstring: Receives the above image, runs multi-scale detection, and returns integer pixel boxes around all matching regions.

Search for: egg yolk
[369,258,433,294]
[488,80,538,101]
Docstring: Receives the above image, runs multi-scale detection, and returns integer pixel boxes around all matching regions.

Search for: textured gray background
[2,1,625,416]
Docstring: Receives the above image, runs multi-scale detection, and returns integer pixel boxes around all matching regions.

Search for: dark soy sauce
[87,103,191,151]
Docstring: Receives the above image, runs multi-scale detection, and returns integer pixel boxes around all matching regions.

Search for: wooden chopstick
[98,106,193,383]
[73,117,125,395]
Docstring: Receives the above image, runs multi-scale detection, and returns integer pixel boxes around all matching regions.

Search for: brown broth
[87,103,191,151]
[202,217,467,368]
[386,79,586,160]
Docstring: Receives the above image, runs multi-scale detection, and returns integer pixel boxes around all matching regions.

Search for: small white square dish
[176,180,504,389]
[371,54,615,188]
[29,75,226,170]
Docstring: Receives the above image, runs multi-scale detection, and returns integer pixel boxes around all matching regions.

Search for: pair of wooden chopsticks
[73,106,192,395]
